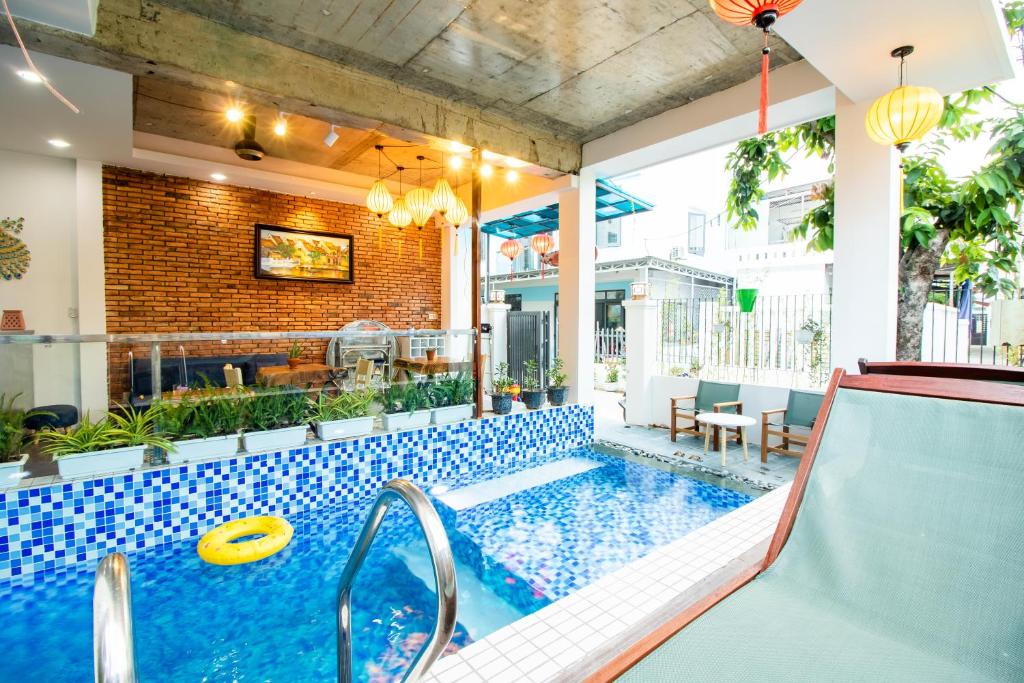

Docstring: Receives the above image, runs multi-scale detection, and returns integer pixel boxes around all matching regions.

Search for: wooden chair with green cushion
[670,380,743,451]
[760,389,824,463]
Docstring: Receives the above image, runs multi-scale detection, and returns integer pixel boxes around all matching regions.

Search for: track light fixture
[324,124,340,148]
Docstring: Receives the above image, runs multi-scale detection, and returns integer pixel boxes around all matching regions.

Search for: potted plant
[429,373,476,424]
[0,395,49,488]
[39,406,171,478]
[490,362,515,415]
[547,357,569,407]
[380,382,432,431]
[308,389,377,440]
[156,387,244,464]
[240,387,309,452]
[520,359,546,410]
[287,342,302,369]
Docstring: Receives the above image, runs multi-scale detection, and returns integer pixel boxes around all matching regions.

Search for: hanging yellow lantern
[865,47,944,152]
[431,177,458,217]
[447,197,469,227]
[366,180,393,217]
[406,187,434,227]
[388,197,412,228]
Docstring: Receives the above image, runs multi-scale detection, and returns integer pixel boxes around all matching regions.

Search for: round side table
[696,412,757,467]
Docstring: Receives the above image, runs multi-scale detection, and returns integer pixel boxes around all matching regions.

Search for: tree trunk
[896,230,951,361]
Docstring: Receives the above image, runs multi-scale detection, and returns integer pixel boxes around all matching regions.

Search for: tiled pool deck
[425,483,790,682]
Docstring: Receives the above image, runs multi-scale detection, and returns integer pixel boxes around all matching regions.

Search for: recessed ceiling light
[505,169,519,182]
[16,70,43,84]
[225,107,244,123]
[480,163,494,178]
[449,141,471,154]
[481,149,500,162]
[273,118,287,137]
[48,138,70,148]
[210,173,227,181]
[504,156,528,168]
[449,156,464,170]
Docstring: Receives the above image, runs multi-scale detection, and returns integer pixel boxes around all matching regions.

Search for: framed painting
[254,224,354,284]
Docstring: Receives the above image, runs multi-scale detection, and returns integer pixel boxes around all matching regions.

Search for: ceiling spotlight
[324,124,340,148]
[273,112,288,137]
[505,169,519,182]
[449,141,471,154]
[225,107,244,123]
[480,163,494,179]
[16,69,43,83]
[48,138,70,148]
[449,155,464,170]
[481,149,501,162]
[504,156,528,168]
[210,173,227,181]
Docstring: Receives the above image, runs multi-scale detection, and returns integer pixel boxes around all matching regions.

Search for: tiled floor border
[424,484,791,683]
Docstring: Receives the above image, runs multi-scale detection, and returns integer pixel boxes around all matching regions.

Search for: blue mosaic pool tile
[0,404,593,580]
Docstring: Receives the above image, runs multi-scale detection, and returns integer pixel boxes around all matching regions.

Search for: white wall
[0,149,106,413]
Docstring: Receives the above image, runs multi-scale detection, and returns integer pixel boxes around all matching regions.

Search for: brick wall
[103,166,442,402]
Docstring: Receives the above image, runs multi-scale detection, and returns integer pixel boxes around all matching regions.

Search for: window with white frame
[688,211,706,256]
[596,219,622,248]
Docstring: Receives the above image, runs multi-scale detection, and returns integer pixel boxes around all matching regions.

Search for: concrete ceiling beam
[0,0,582,174]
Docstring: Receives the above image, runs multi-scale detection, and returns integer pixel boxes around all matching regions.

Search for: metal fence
[595,328,626,360]
[656,294,833,389]
[921,302,1023,366]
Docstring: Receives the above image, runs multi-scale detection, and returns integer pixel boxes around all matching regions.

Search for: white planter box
[381,409,432,432]
[314,416,375,441]
[166,434,240,464]
[0,453,28,488]
[56,445,146,479]
[431,404,474,424]
[241,425,308,453]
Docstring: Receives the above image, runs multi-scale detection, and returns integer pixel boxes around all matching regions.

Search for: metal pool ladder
[93,552,138,683]
[337,479,458,683]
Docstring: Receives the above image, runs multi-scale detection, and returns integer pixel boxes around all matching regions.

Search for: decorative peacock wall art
[0,217,31,280]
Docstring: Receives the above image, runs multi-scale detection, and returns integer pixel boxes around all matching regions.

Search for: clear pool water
[0,447,752,682]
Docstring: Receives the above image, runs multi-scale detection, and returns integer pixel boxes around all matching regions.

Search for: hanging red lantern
[710,0,803,135]
[500,238,522,280]
[530,233,555,279]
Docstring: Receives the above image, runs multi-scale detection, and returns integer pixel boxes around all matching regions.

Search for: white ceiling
[778,0,1016,102]
[6,0,97,36]
[0,45,132,161]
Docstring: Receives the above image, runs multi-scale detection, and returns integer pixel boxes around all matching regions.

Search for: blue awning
[482,178,653,239]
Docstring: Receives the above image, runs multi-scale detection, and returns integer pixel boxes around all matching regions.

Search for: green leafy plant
[381,382,431,415]
[0,394,51,461]
[243,387,307,432]
[491,362,515,395]
[155,387,246,441]
[603,358,621,384]
[430,373,475,407]
[548,357,567,388]
[274,242,297,259]
[307,389,376,422]
[39,405,171,458]
[688,358,703,377]
[288,342,302,360]
[522,359,542,391]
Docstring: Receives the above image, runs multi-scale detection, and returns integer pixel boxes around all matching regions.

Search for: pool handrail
[336,479,458,683]
[94,552,138,683]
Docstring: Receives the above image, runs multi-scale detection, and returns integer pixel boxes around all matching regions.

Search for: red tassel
[759,35,770,135]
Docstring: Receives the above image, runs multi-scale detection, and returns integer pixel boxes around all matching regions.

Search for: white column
[831,93,901,373]
[483,302,511,388]
[623,298,658,426]
[558,170,597,404]
[441,220,473,360]
[74,160,109,415]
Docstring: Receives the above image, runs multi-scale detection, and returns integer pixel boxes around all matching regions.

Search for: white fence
[595,328,626,360]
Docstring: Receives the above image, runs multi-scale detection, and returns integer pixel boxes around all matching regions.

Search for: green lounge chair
[760,389,824,462]
[607,368,1024,683]
[670,380,743,451]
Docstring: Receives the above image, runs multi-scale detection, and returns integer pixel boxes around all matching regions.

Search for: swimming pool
[0,445,751,682]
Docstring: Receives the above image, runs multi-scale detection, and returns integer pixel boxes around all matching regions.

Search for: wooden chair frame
[858,358,1024,382]
[670,395,744,452]
[759,408,810,463]
[587,366,1024,682]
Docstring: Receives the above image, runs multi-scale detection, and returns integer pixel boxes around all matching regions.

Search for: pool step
[433,456,603,510]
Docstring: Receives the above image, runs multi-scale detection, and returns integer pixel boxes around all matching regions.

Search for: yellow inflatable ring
[197,516,294,565]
